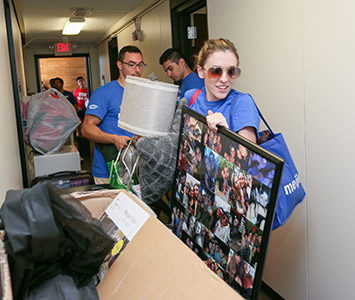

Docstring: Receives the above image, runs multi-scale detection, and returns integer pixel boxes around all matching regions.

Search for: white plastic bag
[27,88,80,154]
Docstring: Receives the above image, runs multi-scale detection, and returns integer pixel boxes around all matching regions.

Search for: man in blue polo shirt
[82,45,146,184]
[159,48,204,98]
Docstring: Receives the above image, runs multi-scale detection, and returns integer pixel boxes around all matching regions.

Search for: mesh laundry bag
[135,98,186,205]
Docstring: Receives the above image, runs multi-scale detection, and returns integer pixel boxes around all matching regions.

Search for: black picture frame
[170,106,284,299]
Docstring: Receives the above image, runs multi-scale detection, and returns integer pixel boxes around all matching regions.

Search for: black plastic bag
[0,182,114,300]
[26,274,98,300]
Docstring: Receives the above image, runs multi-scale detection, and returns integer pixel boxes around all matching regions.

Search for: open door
[108,37,119,81]
[170,0,208,69]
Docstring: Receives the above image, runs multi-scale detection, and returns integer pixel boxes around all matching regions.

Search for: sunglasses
[203,66,241,80]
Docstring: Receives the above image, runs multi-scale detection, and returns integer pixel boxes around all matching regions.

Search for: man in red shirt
[74,76,89,122]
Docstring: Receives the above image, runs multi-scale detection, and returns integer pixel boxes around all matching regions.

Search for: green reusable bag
[107,159,138,191]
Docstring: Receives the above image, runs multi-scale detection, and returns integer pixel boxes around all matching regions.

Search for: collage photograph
[172,111,277,296]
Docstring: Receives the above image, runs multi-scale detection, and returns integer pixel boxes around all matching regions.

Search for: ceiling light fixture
[62,17,86,35]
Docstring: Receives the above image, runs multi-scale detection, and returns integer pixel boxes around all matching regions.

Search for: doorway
[170,0,208,69]
[35,55,93,171]
[108,37,119,81]
[35,55,92,95]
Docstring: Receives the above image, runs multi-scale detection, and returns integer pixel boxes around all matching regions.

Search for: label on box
[105,192,150,241]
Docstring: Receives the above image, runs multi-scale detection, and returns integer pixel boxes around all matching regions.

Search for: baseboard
[261,281,286,300]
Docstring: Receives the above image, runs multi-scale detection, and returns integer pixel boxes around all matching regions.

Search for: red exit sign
[54,42,72,56]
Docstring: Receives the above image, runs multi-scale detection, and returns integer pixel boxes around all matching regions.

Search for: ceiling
[12,0,145,47]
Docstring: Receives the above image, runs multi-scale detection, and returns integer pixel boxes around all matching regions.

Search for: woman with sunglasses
[186,38,259,143]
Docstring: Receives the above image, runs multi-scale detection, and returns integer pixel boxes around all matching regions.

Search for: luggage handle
[37,170,92,179]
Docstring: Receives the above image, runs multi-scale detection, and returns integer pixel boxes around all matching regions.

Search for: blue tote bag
[256,107,306,229]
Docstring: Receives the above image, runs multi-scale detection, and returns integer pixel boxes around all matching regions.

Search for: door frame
[4,0,29,187]
[170,0,207,67]
[108,36,119,81]
[34,54,92,95]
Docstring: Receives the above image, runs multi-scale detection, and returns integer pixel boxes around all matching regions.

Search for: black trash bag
[0,182,114,300]
[26,274,98,300]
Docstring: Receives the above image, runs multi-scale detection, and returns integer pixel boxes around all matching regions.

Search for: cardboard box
[73,190,244,300]
[70,189,156,220]
[33,145,81,177]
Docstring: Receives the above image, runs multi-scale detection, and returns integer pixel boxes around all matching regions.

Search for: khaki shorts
[94,177,109,185]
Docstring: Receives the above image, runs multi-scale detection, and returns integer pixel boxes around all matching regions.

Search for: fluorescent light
[62,17,86,35]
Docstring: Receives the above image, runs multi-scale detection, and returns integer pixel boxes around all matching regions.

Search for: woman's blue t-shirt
[184,87,260,134]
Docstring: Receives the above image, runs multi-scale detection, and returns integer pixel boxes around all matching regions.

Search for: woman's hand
[206,110,229,133]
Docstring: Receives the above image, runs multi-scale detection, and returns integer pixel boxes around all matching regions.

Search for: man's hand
[82,114,130,148]
[112,135,130,150]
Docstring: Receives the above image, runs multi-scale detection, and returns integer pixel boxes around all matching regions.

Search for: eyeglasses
[121,61,147,69]
[203,66,241,80]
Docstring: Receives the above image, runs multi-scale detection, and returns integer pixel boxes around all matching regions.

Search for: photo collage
[170,112,277,297]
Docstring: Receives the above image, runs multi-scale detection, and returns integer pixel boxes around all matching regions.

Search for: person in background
[184,38,260,143]
[49,78,55,88]
[41,81,48,91]
[159,48,204,98]
[73,76,89,122]
[82,45,146,184]
[53,77,77,110]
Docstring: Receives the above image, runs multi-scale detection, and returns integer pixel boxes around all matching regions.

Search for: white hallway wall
[97,0,172,87]
[0,1,23,203]
[208,0,355,299]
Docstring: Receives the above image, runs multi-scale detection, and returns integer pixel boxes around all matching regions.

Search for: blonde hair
[196,38,239,67]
